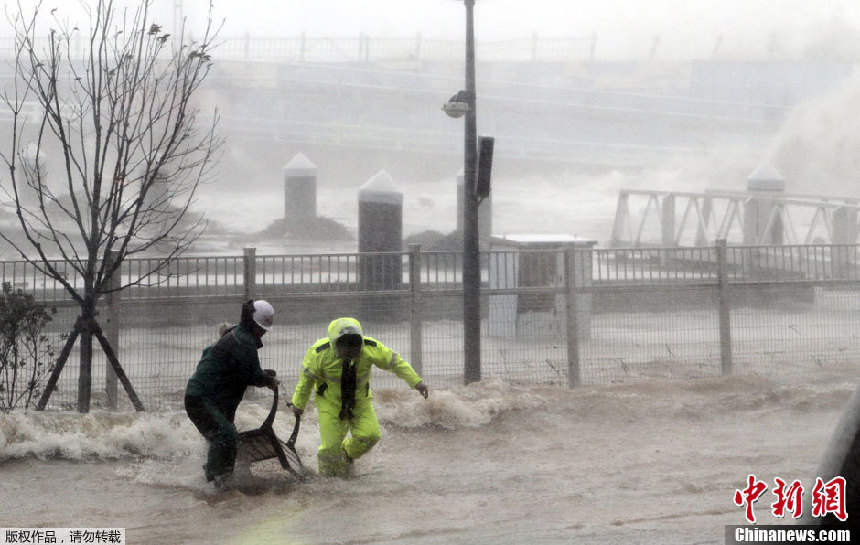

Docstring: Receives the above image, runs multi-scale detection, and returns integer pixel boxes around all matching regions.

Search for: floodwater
[1,368,857,545]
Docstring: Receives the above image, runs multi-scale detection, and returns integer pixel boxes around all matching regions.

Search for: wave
[0,410,200,461]
[1,373,853,464]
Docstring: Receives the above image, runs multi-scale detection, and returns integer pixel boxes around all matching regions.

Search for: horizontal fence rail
[591,245,860,284]
[1,242,858,410]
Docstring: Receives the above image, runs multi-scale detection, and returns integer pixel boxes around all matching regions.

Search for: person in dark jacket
[185,300,279,485]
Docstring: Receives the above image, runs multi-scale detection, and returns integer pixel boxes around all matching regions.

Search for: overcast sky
[5,0,860,60]
[170,0,860,59]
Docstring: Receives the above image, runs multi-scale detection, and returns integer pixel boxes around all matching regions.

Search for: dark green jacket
[185,325,273,417]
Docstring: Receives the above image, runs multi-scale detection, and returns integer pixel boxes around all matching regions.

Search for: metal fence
[2,242,859,411]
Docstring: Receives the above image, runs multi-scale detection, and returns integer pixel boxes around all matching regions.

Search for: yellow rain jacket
[292,317,423,476]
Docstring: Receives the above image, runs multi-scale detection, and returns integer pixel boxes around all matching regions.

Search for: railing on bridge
[592,244,860,284]
[4,243,859,308]
[0,249,466,304]
[611,188,860,248]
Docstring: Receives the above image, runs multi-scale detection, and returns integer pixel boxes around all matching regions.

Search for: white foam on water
[1,371,857,544]
[373,378,549,429]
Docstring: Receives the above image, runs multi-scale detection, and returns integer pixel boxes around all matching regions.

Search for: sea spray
[1,374,850,463]
[0,410,200,461]
[0,380,551,462]
[373,378,548,429]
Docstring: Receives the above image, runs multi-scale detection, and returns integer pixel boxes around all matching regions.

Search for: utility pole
[462,0,480,384]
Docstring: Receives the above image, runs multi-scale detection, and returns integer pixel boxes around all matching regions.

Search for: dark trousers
[185,395,238,481]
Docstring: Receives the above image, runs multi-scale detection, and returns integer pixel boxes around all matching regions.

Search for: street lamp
[443,0,481,385]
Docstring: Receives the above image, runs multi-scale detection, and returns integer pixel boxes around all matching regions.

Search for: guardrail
[3,243,859,305]
[592,244,860,284]
[612,188,860,248]
[3,242,859,409]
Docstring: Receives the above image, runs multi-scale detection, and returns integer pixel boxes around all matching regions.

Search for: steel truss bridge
[611,188,860,248]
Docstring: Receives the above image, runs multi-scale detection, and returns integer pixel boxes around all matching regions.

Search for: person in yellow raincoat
[291,317,429,477]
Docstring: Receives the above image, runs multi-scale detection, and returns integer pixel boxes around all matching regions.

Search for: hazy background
[188,0,860,61]
[4,0,860,247]
[11,0,860,58]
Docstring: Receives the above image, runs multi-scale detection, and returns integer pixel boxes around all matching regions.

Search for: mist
[191,0,860,245]
[197,0,860,61]
[3,5,860,544]
[767,72,860,195]
[4,0,860,249]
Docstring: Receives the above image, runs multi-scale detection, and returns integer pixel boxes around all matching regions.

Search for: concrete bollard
[833,203,858,279]
[358,170,403,292]
[284,153,317,222]
[743,165,785,245]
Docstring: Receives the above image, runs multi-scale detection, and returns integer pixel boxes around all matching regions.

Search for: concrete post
[284,153,317,222]
[358,170,403,291]
[833,204,858,279]
[744,165,785,245]
[243,247,256,301]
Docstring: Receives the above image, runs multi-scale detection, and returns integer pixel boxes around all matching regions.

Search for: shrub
[0,282,57,413]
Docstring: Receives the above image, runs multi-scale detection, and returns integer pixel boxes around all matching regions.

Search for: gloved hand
[414,381,429,399]
[263,369,279,390]
[287,401,304,417]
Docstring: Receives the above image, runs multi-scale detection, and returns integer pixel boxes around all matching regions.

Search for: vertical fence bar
[565,248,581,387]
[409,244,423,376]
[716,239,733,376]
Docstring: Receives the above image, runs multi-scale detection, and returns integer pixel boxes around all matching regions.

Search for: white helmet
[252,300,274,331]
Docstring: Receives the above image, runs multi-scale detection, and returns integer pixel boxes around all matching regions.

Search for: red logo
[771,478,804,519]
[811,476,847,521]
[734,475,847,524]
[734,475,768,524]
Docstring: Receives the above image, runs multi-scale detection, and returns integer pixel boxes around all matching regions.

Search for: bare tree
[0,0,223,412]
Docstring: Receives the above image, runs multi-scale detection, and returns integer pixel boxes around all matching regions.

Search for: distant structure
[611,163,860,248]
[284,153,317,222]
[488,234,597,340]
[358,170,403,290]
[744,164,785,245]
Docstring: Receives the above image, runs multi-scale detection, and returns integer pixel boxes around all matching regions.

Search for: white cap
[358,169,403,206]
[252,300,274,331]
